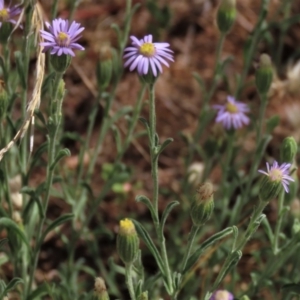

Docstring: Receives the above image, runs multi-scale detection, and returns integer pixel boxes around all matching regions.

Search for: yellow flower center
[139,43,155,57]
[57,32,70,46]
[226,102,238,113]
[269,169,283,182]
[0,9,9,21]
[119,218,136,236]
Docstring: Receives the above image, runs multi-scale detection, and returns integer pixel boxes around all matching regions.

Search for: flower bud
[216,0,236,34]
[96,46,113,91]
[259,174,282,202]
[190,182,214,226]
[280,136,297,163]
[94,277,110,300]
[187,162,204,186]
[255,54,273,95]
[50,54,71,73]
[0,80,8,120]
[117,218,139,264]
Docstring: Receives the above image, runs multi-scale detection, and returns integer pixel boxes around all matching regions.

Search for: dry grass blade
[0,2,45,161]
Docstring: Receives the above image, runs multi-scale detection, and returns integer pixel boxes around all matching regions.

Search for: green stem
[149,83,158,216]
[125,263,136,300]
[51,0,59,19]
[207,200,267,297]
[257,93,268,144]
[220,131,235,224]
[117,84,146,158]
[239,93,268,214]
[235,0,269,98]
[86,88,116,181]
[275,0,292,69]
[75,100,99,192]
[272,190,285,254]
[20,8,34,176]
[25,73,63,299]
[121,0,133,51]
[180,225,200,273]
[148,82,173,294]
[235,200,267,251]
[68,0,81,21]
[159,226,174,293]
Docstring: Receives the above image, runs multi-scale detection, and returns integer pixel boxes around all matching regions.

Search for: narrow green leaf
[135,195,157,223]
[0,218,30,249]
[14,51,26,89]
[111,24,122,46]
[256,134,272,160]
[40,214,74,245]
[184,227,233,274]
[28,283,49,300]
[111,125,122,155]
[0,56,6,79]
[131,220,165,275]
[211,250,242,292]
[266,115,280,134]
[61,133,84,145]
[193,72,206,94]
[231,226,239,251]
[160,201,179,233]
[110,106,132,124]
[20,186,35,197]
[22,195,44,222]
[41,72,56,98]
[3,277,23,295]
[80,182,95,199]
[139,117,149,129]
[155,138,173,158]
[31,141,48,164]
[50,148,71,171]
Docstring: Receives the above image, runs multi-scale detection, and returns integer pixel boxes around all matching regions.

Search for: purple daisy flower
[123,34,174,77]
[210,290,234,300]
[258,161,294,193]
[0,0,22,28]
[40,18,84,57]
[213,96,250,130]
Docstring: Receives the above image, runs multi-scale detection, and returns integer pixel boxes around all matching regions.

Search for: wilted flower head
[258,161,294,193]
[0,0,22,27]
[40,18,84,57]
[210,290,234,300]
[213,96,250,130]
[123,34,174,77]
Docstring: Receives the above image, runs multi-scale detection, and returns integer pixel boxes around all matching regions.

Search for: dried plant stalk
[0,2,45,160]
